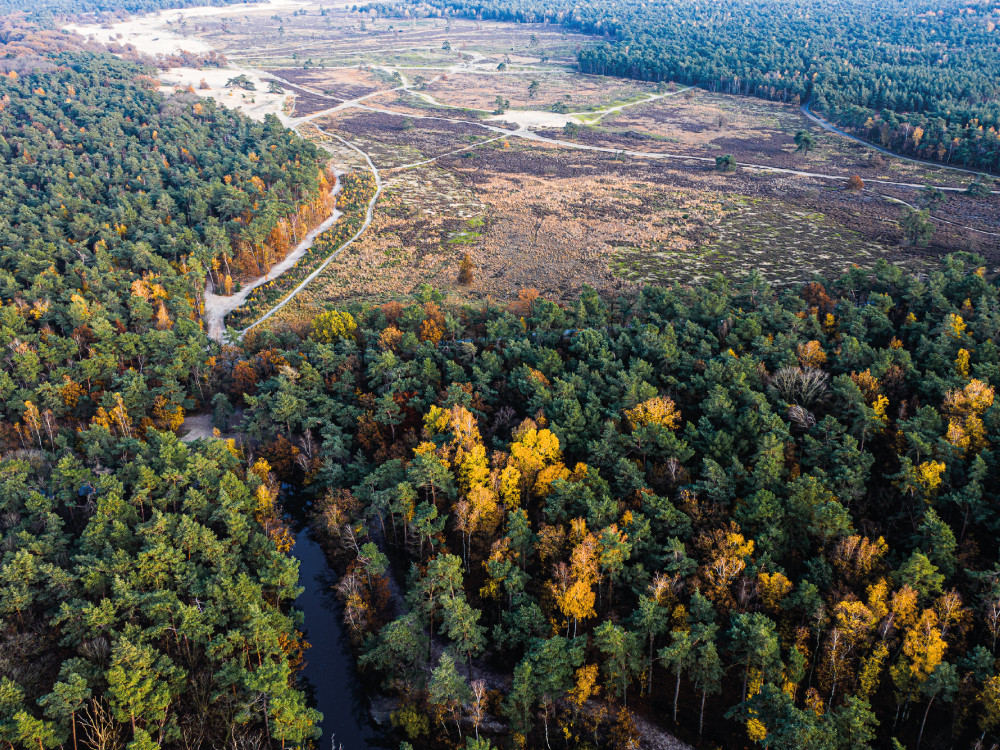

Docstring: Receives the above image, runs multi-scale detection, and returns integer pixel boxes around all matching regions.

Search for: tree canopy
[0,49,328,749]
[225,250,1000,749]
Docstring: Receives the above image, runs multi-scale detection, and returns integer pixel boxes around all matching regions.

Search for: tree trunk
[917,694,936,750]
[673,671,682,723]
[427,610,434,664]
[699,690,707,736]
[743,659,750,702]
[828,656,838,710]
[263,695,271,747]
[648,634,655,696]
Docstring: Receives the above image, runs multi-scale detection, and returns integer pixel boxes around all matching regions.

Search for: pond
[292,525,390,749]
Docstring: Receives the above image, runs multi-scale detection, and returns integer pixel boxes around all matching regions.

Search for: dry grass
[422,71,659,113]
[150,1,999,334]
[266,138,939,336]
[271,164,487,316]
[190,6,583,70]
[313,110,493,170]
[574,90,991,190]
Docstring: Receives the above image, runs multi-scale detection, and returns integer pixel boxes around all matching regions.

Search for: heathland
[1,2,1000,750]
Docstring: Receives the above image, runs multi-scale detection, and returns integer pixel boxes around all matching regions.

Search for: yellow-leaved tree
[892,608,947,699]
[797,340,827,368]
[548,526,599,638]
[624,395,681,431]
[943,379,994,455]
[309,309,358,343]
[508,421,564,499]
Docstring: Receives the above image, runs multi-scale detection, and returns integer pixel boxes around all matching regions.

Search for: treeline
[0,16,226,69]
[0,18,109,58]
[0,0,248,19]
[370,0,1000,172]
[0,51,326,748]
[231,256,1000,749]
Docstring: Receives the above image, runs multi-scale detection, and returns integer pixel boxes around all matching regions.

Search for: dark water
[292,526,389,749]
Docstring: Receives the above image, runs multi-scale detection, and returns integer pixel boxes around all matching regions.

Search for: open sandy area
[158,66,290,122]
[66,0,310,56]
[65,2,310,121]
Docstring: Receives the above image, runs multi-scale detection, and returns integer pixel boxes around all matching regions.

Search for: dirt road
[202,197,342,341]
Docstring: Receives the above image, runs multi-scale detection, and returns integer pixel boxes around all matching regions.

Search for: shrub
[458,252,475,285]
[920,185,946,209]
[715,154,737,172]
[901,208,934,246]
[966,181,992,198]
[867,153,885,169]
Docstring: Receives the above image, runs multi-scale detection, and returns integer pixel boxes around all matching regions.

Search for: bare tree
[768,366,830,407]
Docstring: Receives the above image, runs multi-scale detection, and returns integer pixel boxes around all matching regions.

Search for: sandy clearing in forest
[65,0,311,56]
[67,5,305,122]
[158,66,290,122]
[65,17,213,55]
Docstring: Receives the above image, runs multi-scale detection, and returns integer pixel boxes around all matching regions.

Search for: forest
[0,51,327,748]
[230,256,1000,750]
[367,0,1000,173]
[0,0,246,19]
[5,6,1000,750]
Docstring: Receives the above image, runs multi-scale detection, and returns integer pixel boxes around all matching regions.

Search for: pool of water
[292,526,390,749]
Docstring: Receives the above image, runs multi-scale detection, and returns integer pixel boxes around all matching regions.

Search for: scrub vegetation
[4,1,1000,749]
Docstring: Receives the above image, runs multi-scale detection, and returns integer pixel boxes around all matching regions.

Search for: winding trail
[879,194,1000,237]
[388,134,508,172]
[801,101,993,180]
[284,62,991,194]
[205,44,999,339]
[237,128,383,341]
[203,196,342,341]
[352,98,992,195]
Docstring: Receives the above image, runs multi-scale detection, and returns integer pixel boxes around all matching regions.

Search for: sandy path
[319,77,993,200]
[237,129,383,340]
[389,135,508,172]
[802,101,993,181]
[66,9,384,341]
[178,413,216,442]
[79,6,997,340]
[203,193,342,341]
[880,194,1000,237]
[66,0,311,55]
[350,96,988,196]
[483,89,690,129]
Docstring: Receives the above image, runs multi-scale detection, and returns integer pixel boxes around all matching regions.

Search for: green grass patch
[447,230,482,244]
